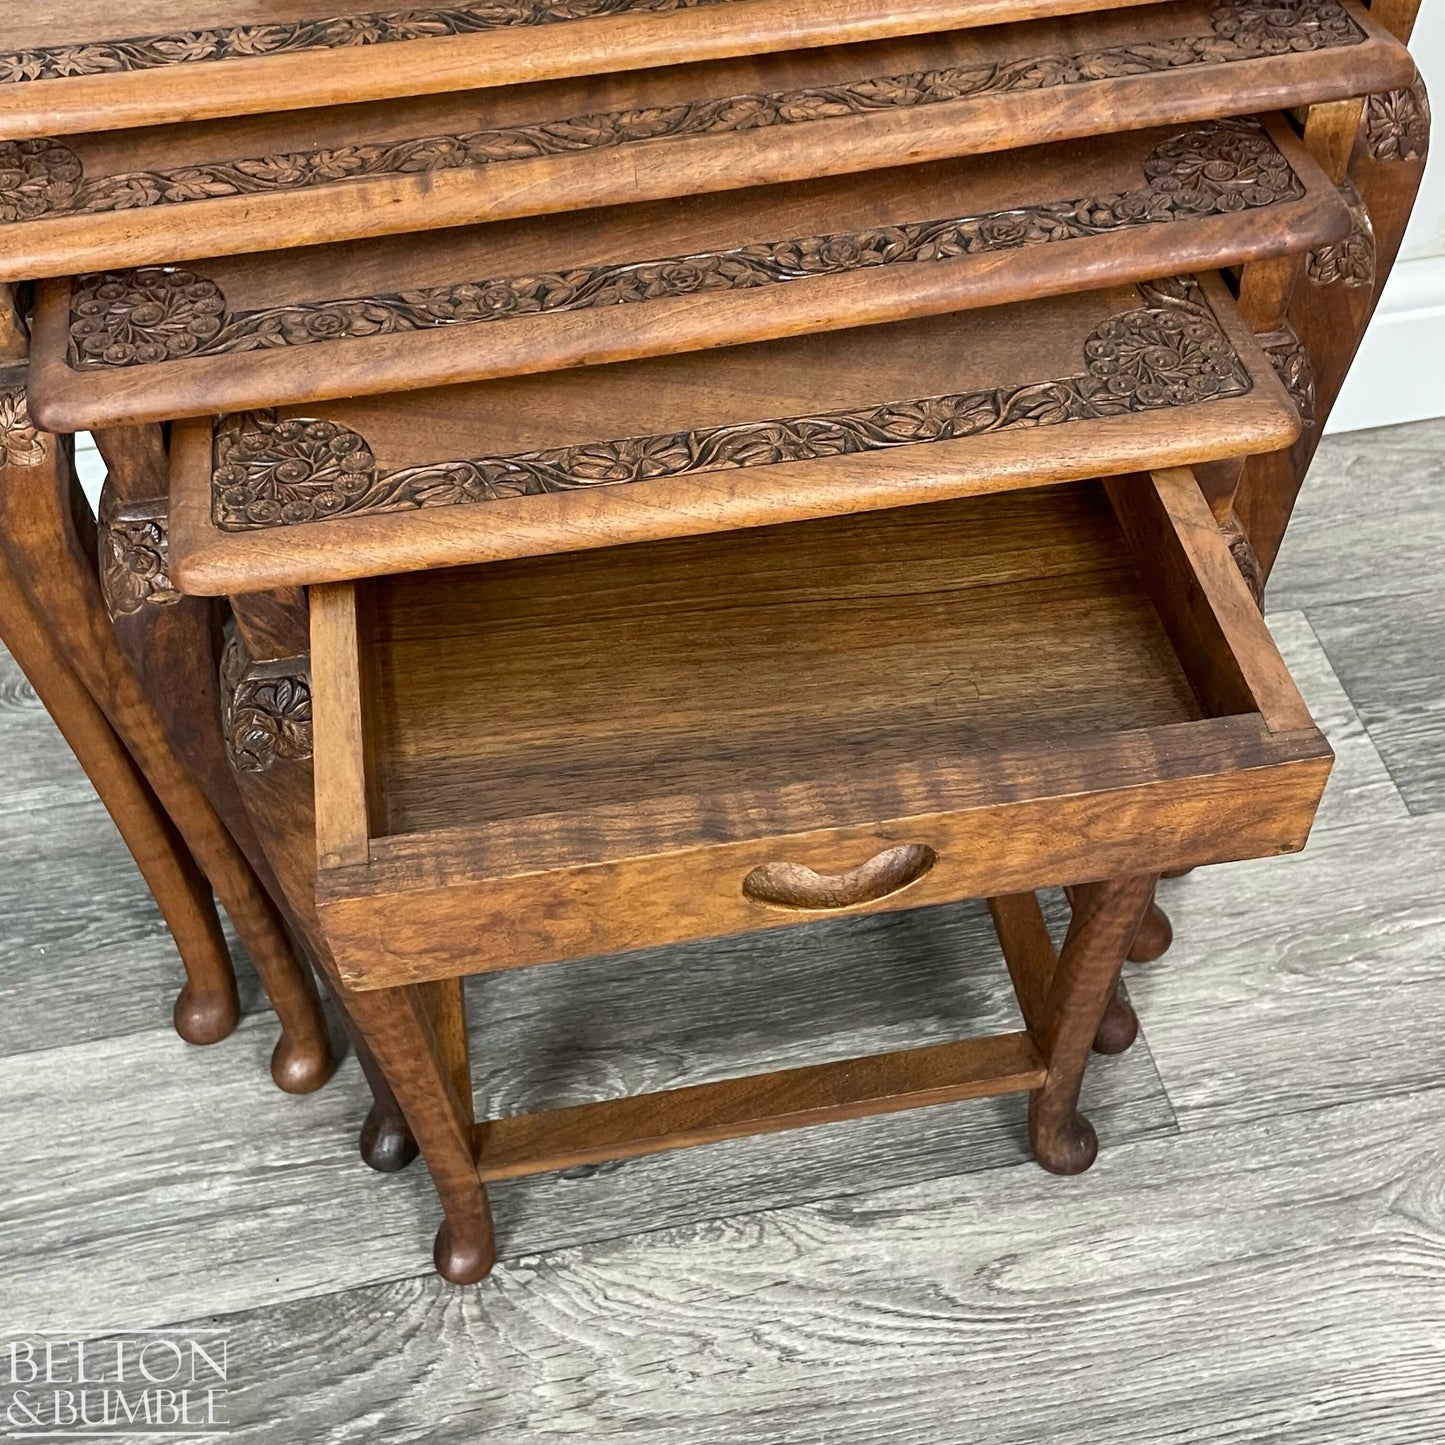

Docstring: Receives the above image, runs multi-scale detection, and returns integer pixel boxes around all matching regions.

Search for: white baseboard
[1327,253,1445,434]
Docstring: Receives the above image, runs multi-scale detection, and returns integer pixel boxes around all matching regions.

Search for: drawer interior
[310,467,1330,985]
[361,480,1205,837]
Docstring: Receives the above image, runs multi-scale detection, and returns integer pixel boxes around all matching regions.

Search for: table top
[0,0,1179,138]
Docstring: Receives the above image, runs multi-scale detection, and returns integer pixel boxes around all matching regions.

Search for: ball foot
[1092,993,1139,1055]
[360,1103,419,1173]
[434,1218,497,1285]
[172,980,240,1046]
[1127,900,1174,963]
[270,1031,335,1094]
[1030,1097,1100,1176]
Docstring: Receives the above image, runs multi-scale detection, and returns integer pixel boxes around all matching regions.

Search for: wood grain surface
[0,0,1413,278]
[1304,592,1445,816]
[0,891,1175,1330]
[26,115,1348,428]
[112,1089,1445,1444]
[0,0,1180,139]
[168,274,1300,592]
[308,476,1329,986]
[1,421,1443,1438]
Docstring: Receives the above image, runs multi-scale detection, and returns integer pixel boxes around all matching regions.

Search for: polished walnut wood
[95,452,416,1169]
[229,564,1166,1274]
[0,0,1413,280]
[473,1032,1048,1181]
[1237,38,1431,576]
[247,467,1330,1277]
[26,115,1350,429]
[0,512,242,1046]
[166,272,1299,593]
[303,470,1331,989]
[0,383,336,1094]
[0,0,1181,140]
[220,613,495,1281]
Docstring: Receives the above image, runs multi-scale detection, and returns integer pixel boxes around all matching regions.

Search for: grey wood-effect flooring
[3,424,1445,1441]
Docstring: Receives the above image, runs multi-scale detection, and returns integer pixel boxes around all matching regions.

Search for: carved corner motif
[98,492,181,619]
[8,0,1363,226]
[69,119,1306,371]
[221,632,313,773]
[0,384,47,469]
[0,138,82,223]
[210,277,1253,531]
[71,268,228,367]
[1363,77,1431,163]
[1306,180,1375,289]
[1259,324,1316,431]
[1221,513,1265,605]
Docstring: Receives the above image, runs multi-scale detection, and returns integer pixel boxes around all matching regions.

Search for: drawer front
[310,469,1333,991]
[318,748,1329,989]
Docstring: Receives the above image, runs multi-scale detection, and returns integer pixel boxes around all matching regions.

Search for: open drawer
[310,467,1332,989]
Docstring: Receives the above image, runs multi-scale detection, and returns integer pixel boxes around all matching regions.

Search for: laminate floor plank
[1267,418,1445,612]
[140,1089,1445,1445]
[1304,588,1445,816]
[1,899,1173,1332]
[5,419,1445,1444]
[0,647,268,1056]
[1265,608,1411,831]
[1133,807,1445,1129]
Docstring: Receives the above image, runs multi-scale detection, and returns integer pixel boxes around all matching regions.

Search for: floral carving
[98,494,181,617]
[70,121,1303,370]
[1081,289,1244,411]
[221,634,313,773]
[1221,513,1264,603]
[71,269,227,366]
[1260,324,1315,429]
[1208,0,1358,50]
[211,278,1253,530]
[0,385,46,469]
[9,1,1362,226]
[213,419,377,527]
[0,138,82,223]
[0,0,731,85]
[1362,77,1431,163]
[1307,180,1375,288]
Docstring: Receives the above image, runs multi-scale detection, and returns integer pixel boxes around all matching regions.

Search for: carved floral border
[1362,76,1431,163]
[1306,179,1374,288]
[2,0,1364,225]
[68,119,1303,369]
[0,384,47,469]
[98,492,181,618]
[220,633,314,773]
[1259,323,1316,429]
[209,277,1254,531]
[0,0,730,85]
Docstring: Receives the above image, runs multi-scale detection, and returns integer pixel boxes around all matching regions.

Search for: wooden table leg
[0,415,333,1093]
[221,600,418,1175]
[1128,883,1175,963]
[1029,874,1156,1175]
[0,536,240,1043]
[339,977,493,1283]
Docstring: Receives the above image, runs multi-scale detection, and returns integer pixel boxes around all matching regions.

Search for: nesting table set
[0,0,1431,1283]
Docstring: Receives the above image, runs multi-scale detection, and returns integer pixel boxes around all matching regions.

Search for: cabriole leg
[1030,874,1156,1175]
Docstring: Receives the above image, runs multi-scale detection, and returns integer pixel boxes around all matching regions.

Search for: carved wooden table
[0,0,1430,1281]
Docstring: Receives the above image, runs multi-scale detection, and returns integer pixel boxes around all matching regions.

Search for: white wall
[1331,6,1445,432]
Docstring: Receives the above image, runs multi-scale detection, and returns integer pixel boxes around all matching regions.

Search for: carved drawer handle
[742,844,936,911]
